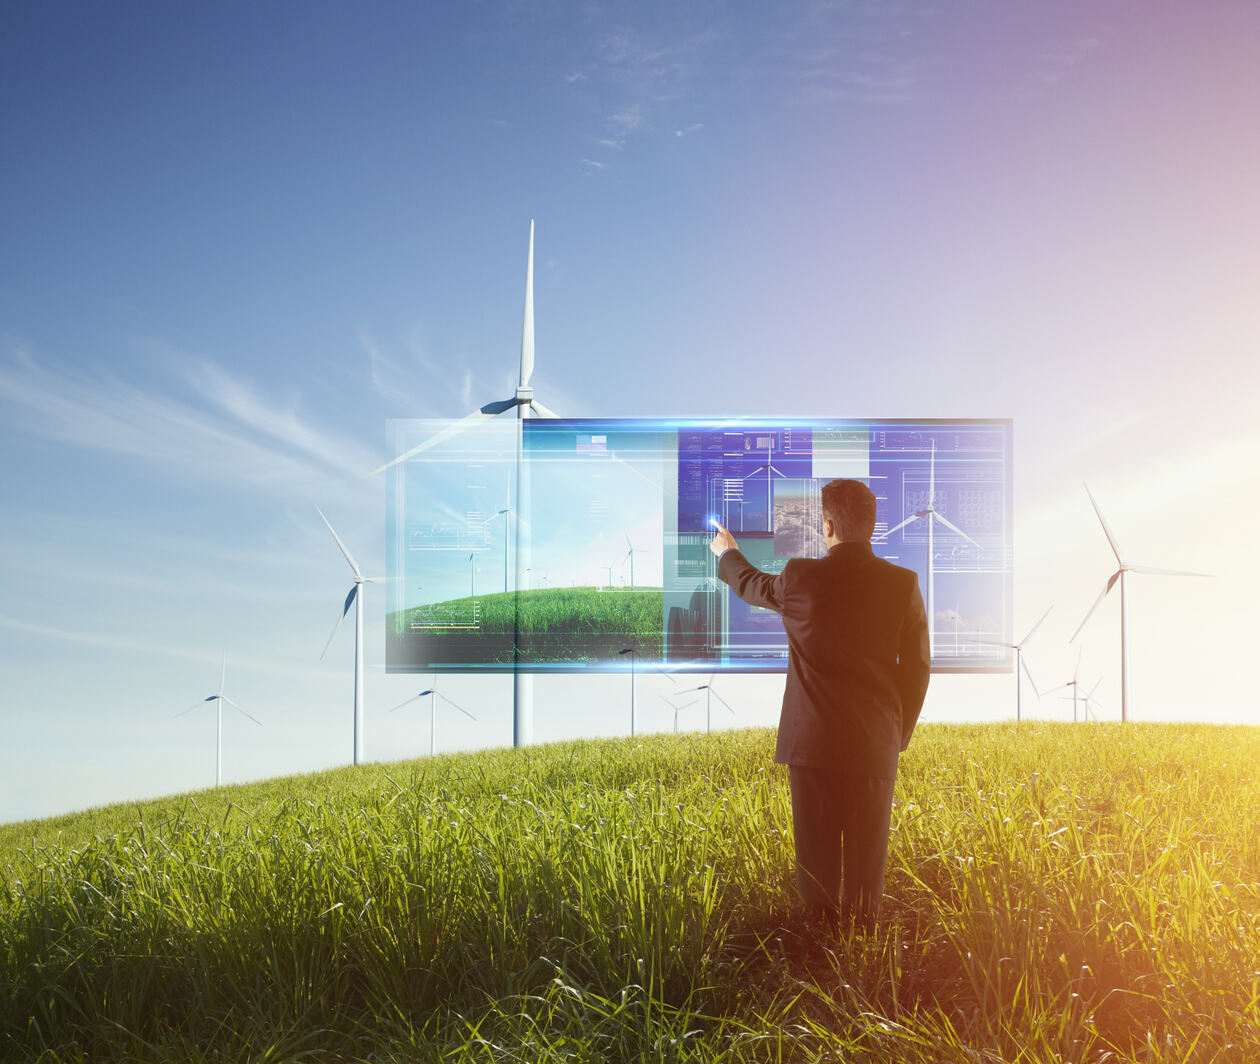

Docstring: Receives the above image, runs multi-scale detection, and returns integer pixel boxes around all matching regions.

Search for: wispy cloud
[674,123,703,138]
[362,329,515,419]
[0,611,329,680]
[776,2,928,105]
[0,341,379,494]
[1032,36,1104,84]
[563,18,728,167]
[803,66,917,104]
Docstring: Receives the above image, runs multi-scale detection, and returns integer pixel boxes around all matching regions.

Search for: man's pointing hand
[709,520,738,557]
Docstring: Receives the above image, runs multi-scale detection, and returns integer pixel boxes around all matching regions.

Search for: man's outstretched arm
[710,521,788,613]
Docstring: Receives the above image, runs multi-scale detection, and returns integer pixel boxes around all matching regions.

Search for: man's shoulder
[827,548,919,588]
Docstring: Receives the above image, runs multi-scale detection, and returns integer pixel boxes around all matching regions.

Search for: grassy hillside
[3,723,1259,1062]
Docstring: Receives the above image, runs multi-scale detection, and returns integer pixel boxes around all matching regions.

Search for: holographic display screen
[386,418,1013,674]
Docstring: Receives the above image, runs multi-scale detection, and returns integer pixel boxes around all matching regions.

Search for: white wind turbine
[621,533,648,588]
[173,654,262,787]
[365,220,557,746]
[1044,647,1088,723]
[391,676,477,756]
[1069,483,1212,723]
[748,442,790,532]
[317,506,382,765]
[674,675,736,733]
[874,440,981,657]
[974,606,1052,721]
[658,692,701,734]
[1077,676,1105,722]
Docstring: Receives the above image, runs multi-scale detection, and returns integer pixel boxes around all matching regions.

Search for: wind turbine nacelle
[516,385,534,404]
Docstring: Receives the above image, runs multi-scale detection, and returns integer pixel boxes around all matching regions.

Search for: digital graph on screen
[386,418,1013,674]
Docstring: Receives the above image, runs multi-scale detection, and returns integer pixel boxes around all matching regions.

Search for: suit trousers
[788,764,897,927]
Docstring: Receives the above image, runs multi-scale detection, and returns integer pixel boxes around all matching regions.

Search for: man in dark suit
[710,478,930,928]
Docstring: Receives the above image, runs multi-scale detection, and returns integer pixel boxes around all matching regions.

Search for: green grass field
[388,586,666,664]
[3,722,1258,1062]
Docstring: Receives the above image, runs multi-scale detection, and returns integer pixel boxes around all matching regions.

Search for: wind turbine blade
[875,513,920,541]
[1019,606,1053,647]
[710,689,737,716]
[1086,676,1104,698]
[342,584,360,618]
[480,397,521,416]
[174,701,206,718]
[223,697,263,727]
[1083,483,1124,565]
[972,638,1017,648]
[1069,571,1120,643]
[316,506,362,577]
[520,219,535,387]
[220,653,226,697]
[1127,564,1213,578]
[436,690,477,720]
[364,407,497,478]
[1074,646,1082,680]
[1020,656,1040,697]
[1040,682,1071,697]
[928,440,936,502]
[320,607,347,660]
[529,399,559,419]
[390,694,424,712]
[931,512,981,549]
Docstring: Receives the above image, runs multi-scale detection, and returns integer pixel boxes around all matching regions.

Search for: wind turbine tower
[318,507,381,764]
[391,677,477,756]
[366,220,558,746]
[1070,483,1211,722]
[174,654,262,786]
[975,606,1052,721]
[622,533,647,588]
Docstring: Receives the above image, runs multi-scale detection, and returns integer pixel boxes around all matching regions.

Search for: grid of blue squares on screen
[385,418,1012,675]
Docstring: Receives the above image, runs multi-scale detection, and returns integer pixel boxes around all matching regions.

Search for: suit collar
[827,541,874,557]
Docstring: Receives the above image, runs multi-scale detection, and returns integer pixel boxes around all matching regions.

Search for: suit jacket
[717,541,930,778]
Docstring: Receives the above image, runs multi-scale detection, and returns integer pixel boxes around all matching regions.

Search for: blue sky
[3,1,1259,824]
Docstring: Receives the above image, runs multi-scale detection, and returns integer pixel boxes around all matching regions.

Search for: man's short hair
[821,479,877,542]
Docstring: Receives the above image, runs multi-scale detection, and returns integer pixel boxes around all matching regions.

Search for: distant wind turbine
[874,440,980,657]
[621,533,647,588]
[1078,676,1105,722]
[173,654,262,786]
[674,674,736,733]
[1044,648,1088,723]
[1069,483,1212,722]
[746,441,790,531]
[658,692,701,734]
[975,606,1052,721]
[317,506,382,765]
[391,676,476,756]
[365,220,557,746]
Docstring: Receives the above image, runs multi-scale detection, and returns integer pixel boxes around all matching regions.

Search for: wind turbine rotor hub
[515,385,534,403]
